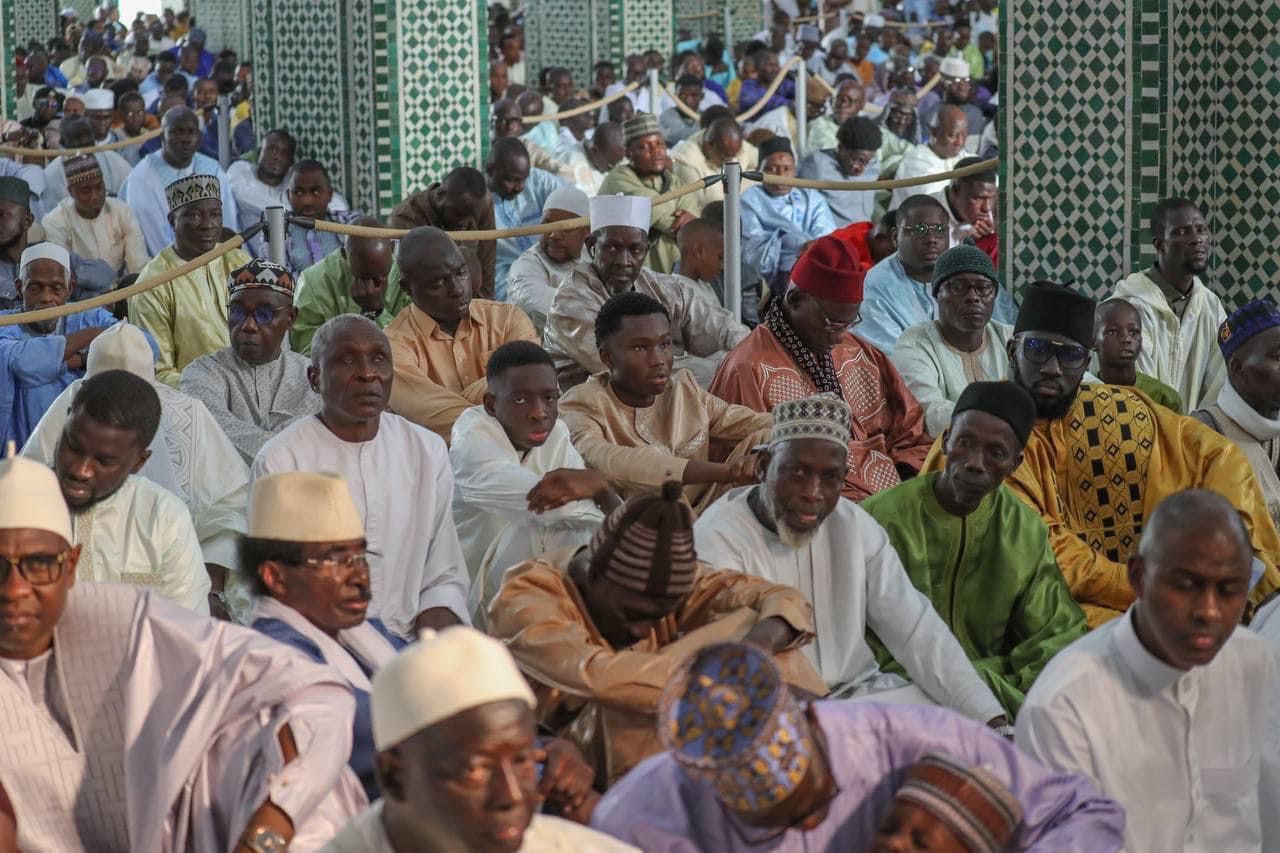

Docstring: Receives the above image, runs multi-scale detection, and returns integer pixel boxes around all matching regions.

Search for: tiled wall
[1000,0,1279,305]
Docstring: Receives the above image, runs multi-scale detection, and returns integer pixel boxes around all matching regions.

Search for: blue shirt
[0,307,159,447]
[738,77,795,116]
[251,616,406,803]
[741,185,835,284]
[493,167,566,300]
[797,149,881,227]
[859,253,937,355]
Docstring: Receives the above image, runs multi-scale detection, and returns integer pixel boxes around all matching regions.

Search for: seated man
[0,452,363,851]
[1192,299,1280,528]
[938,156,999,269]
[891,245,1013,435]
[0,243,131,447]
[1018,490,1280,851]
[545,194,747,389]
[870,754,1022,853]
[887,105,971,210]
[54,369,210,612]
[710,235,931,501]
[118,106,238,255]
[383,226,537,442]
[253,314,470,639]
[225,128,297,230]
[597,114,700,273]
[558,119,624,196]
[658,74,703,146]
[1094,297,1183,412]
[592,642,1125,849]
[926,281,1280,626]
[488,137,567,300]
[280,159,362,275]
[40,116,132,213]
[41,154,149,276]
[857,193,951,355]
[181,259,321,464]
[561,292,771,514]
[1111,197,1227,410]
[695,393,1006,723]
[449,341,612,618]
[670,115,759,211]
[292,221,410,355]
[128,174,254,386]
[797,114,883,228]
[863,382,1087,715]
[507,186,590,334]
[245,470,405,802]
[487,484,827,787]
[742,136,836,290]
[23,321,251,621]
[321,627,635,851]
[388,166,495,297]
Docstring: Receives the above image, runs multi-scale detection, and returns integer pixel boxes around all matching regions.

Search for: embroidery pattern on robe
[1064,385,1155,562]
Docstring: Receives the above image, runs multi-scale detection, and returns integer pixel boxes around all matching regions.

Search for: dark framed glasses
[940,279,996,298]
[0,551,72,586]
[228,304,289,327]
[1020,336,1091,369]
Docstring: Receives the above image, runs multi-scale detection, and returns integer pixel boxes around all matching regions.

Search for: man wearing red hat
[709,234,932,501]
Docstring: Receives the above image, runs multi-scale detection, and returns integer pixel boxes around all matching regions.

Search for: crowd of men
[0,2,1278,852]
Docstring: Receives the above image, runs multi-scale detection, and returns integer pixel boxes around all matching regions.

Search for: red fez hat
[790,234,868,303]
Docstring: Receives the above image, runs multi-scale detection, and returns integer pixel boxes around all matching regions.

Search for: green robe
[861,473,1087,715]
[290,250,410,355]
[1134,371,1184,414]
[597,163,699,274]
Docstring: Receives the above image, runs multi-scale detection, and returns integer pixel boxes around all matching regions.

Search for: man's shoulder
[378,410,449,459]
[895,320,938,347]
[1022,622,1117,704]
[256,413,323,462]
[559,372,611,406]
[529,814,639,851]
[122,474,194,518]
[862,253,903,289]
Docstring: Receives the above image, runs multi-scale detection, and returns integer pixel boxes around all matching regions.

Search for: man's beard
[759,485,819,549]
[1013,370,1082,421]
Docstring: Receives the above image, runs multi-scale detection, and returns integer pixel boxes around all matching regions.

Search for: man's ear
[1127,554,1146,598]
[129,448,151,473]
[306,364,319,393]
[259,560,290,600]
[599,344,614,371]
[1005,337,1017,364]
[375,747,406,802]
[482,390,498,418]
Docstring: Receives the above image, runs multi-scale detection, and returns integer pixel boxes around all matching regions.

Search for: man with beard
[693,394,1007,723]
[1018,490,1280,852]
[889,105,970,210]
[1111,198,1227,409]
[0,243,129,446]
[799,114,882,227]
[925,282,1280,626]
[253,314,471,639]
[128,175,253,386]
[507,186,590,333]
[119,106,238,255]
[52,368,208,611]
[709,233,931,502]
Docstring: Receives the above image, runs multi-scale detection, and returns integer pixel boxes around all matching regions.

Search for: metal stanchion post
[647,68,661,115]
[722,161,742,321]
[816,0,825,31]
[216,94,231,171]
[796,60,808,158]
[265,206,286,267]
[723,5,733,54]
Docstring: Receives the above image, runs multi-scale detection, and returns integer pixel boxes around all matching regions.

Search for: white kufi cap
[543,185,590,219]
[248,472,364,542]
[86,322,156,381]
[940,56,971,79]
[371,626,536,749]
[0,448,72,544]
[864,13,886,27]
[82,88,114,111]
[589,193,651,234]
[19,242,70,278]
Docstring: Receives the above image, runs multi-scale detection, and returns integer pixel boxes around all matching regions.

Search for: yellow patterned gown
[925,384,1280,627]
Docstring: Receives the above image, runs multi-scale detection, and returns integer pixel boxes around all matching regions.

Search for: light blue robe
[797,149,881,227]
[741,185,836,284]
[493,167,566,301]
[119,151,239,256]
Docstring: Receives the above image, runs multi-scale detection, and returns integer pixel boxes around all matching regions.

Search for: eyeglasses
[294,551,371,575]
[1019,336,1091,369]
[228,303,290,327]
[940,279,996,298]
[901,222,948,236]
[812,298,862,330]
[0,550,72,586]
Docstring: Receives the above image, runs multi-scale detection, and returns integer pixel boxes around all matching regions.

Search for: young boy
[1094,297,1184,412]
[281,159,360,274]
[41,154,149,275]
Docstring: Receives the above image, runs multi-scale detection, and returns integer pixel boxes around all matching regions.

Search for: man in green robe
[862,381,1087,715]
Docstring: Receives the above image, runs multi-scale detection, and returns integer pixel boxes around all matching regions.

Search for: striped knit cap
[892,754,1023,853]
[587,480,698,596]
[63,154,102,189]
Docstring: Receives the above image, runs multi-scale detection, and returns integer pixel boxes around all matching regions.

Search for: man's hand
[349,276,387,316]
[413,607,462,633]
[743,615,798,653]
[971,216,996,238]
[62,326,110,362]
[527,469,609,513]
[724,452,763,486]
[671,209,697,233]
[536,738,600,825]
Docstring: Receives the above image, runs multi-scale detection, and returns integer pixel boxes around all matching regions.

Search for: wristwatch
[242,827,287,853]
[993,723,1016,740]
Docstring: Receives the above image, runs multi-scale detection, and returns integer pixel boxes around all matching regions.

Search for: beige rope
[0,234,250,327]
[664,84,704,120]
[760,155,995,190]
[305,177,713,241]
[0,126,164,160]
[735,56,803,122]
[520,80,643,124]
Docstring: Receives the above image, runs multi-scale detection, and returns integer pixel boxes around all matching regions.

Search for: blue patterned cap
[1219,298,1280,360]
[659,643,814,813]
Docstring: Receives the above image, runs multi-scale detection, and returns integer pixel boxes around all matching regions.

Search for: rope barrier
[0,126,164,159]
[520,80,643,124]
[735,56,802,122]
[664,84,704,120]
[756,155,995,191]
[0,223,264,327]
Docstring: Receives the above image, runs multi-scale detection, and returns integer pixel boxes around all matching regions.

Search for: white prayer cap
[940,56,971,79]
[0,448,72,544]
[248,472,364,542]
[19,242,70,278]
[82,89,114,111]
[589,193,651,234]
[543,185,590,219]
[86,322,156,382]
[864,13,886,27]
[371,626,535,750]
[59,6,77,16]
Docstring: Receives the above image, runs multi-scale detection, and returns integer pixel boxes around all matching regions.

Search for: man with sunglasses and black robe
[924,281,1280,627]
